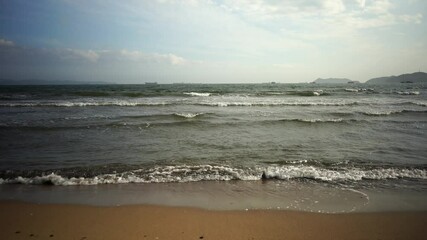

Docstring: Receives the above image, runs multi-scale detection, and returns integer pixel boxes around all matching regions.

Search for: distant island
[0,79,113,85]
[365,72,427,84]
[312,78,358,84]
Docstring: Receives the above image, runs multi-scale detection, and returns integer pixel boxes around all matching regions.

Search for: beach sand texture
[1,201,426,240]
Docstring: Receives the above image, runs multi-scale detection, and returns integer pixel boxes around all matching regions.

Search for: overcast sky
[1,0,426,83]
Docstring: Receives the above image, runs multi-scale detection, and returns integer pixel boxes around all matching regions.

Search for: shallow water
[1,180,426,213]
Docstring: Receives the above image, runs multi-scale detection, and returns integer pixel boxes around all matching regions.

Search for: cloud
[155,0,202,6]
[364,0,393,14]
[214,0,421,27]
[1,1,425,83]
[0,45,100,65]
[59,49,100,62]
[0,39,188,66]
[153,53,187,65]
[98,49,189,65]
[399,14,423,24]
[0,38,15,47]
[355,0,366,8]
[322,0,345,14]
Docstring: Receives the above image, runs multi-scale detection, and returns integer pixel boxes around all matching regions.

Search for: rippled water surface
[0,83,426,191]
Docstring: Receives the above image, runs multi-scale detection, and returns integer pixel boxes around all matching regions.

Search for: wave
[0,164,425,186]
[197,102,361,107]
[268,118,380,125]
[261,165,427,181]
[392,101,427,107]
[2,99,426,109]
[395,91,420,95]
[262,118,354,125]
[173,113,206,118]
[0,101,363,108]
[0,101,177,107]
[359,109,427,116]
[0,118,356,130]
[285,118,345,123]
[143,101,421,108]
[285,90,326,96]
[183,92,211,97]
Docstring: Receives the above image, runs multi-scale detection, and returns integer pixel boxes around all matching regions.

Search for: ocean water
[0,83,426,211]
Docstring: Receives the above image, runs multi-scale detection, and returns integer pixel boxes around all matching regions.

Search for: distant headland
[365,72,427,84]
[312,72,426,84]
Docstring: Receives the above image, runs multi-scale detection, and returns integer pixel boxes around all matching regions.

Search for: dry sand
[1,201,426,240]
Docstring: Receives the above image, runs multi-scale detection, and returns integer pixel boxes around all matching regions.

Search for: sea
[0,83,426,212]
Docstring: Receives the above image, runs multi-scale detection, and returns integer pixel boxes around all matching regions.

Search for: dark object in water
[261,172,267,180]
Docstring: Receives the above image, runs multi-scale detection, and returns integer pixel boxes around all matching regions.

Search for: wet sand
[1,201,426,240]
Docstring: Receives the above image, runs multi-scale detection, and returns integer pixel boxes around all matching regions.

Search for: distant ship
[145,82,158,85]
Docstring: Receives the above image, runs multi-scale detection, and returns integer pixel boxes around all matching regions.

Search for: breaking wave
[0,164,425,186]
[283,118,345,123]
[261,165,427,181]
[183,92,212,97]
[0,101,361,108]
[395,91,420,95]
[359,109,427,116]
[3,99,425,108]
[197,102,361,107]
[173,113,206,118]
[0,101,176,107]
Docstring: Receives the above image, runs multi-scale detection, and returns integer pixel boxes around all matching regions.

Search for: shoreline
[1,201,427,240]
[2,180,427,213]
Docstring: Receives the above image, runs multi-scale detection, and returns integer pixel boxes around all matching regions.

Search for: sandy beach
[1,201,426,240]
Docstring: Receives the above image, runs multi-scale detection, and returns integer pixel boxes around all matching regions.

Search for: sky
[0,0,426,83]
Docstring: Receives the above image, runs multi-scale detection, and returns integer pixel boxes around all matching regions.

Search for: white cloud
[355,0,366,8]
[323,0,345,14]
[0,38,15,47]
[399,13,423,24]
[364,0,393,14]
[99,49,189,65]
[60,49,100,62]
[157,53,186,65]
[214,0,420,28]
[155,0,200,5]
[0,39,188,66]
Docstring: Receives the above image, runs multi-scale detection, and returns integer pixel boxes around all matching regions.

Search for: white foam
[0,101,172,107]
[283,160,309,164]
[1,165,425,186]
[1,99,365,108]
[361,111,396,116]
[361,109,427,116]
[262,166,427,181]
[0,165,258,186]
[174,113,204,118]
[345,88,359,92]
[397,91,420,95]
[198,102,359,107]
[295,118,344,123]
[184,92,211,97]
